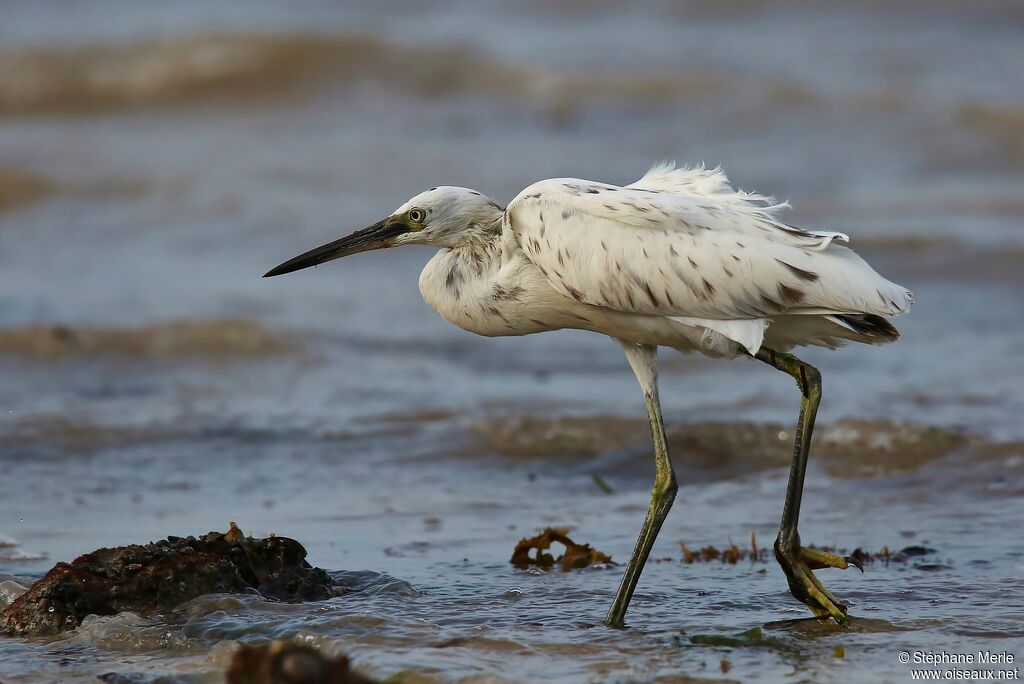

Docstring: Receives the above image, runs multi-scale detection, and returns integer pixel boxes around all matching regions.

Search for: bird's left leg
[755,348,863,625]
[605,342,678,629]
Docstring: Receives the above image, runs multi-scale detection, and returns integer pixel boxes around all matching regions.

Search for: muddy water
[1,1,1023,682]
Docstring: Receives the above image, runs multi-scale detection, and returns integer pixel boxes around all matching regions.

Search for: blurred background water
[1,1,1022,682]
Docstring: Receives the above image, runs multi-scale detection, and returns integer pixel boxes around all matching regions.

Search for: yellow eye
[408,208,425,223]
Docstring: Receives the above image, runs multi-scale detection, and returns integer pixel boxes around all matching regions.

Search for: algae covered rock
[227,640,378,684]
[1,524,339,636]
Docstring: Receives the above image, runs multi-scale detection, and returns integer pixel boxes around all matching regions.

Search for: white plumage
[504,163,911,355]
[401,163,913,358]
[265,161,914,628]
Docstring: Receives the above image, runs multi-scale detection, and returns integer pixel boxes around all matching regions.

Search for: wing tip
[831,314,901,343]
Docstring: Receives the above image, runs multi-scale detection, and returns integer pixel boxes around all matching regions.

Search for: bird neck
[450,216,504,273]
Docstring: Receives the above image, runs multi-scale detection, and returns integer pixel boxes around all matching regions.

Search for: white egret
[265,163,913,628]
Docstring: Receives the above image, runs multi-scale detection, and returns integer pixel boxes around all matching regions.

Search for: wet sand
[2,1,1023,682]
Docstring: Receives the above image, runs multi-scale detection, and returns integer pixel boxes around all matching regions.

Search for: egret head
[264,187,503,277]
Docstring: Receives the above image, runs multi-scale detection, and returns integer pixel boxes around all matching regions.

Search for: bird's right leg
[755,348,862,625]
[605,341,678,629]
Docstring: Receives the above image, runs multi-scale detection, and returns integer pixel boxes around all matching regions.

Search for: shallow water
[2,2,1023,682]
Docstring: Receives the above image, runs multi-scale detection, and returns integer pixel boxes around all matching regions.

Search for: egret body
[265,163,913,628]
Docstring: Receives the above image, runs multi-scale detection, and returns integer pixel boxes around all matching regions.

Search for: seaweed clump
[680,531,769,564]
[678,532,941,568]
[846,545,941,567]
[1,523,339,636]
[511,528,612,572]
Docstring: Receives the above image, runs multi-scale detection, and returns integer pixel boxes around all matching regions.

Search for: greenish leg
[606,342,678,629]
[755,348,861,625]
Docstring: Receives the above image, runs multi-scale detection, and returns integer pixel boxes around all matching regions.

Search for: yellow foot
[801,546,865,572]
[775,538,860,625]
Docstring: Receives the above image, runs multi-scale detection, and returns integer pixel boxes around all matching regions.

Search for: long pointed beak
[263,217,405,278]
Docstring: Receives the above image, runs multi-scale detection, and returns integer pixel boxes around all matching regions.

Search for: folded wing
[506,163,912,352]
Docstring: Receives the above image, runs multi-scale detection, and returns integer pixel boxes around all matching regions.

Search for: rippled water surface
[1,2,1023,682]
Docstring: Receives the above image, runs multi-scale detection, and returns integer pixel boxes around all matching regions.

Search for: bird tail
[827,314,900,343]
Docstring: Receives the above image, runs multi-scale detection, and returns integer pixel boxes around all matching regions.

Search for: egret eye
[408,208,426,224]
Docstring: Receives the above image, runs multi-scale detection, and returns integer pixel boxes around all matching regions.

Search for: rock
[227,640,378,684]
[0,525,339,636]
